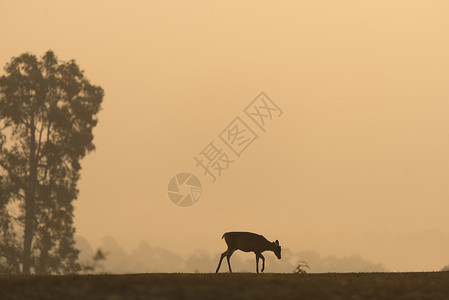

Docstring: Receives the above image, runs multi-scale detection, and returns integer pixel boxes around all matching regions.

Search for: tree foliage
[80,248,108,274]
[294,261,310,274]
[0,50,103,274]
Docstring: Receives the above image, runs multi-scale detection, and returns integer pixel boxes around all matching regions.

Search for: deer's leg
[215,250,227,273]
[260,253,265,272]
[255,253,260,273]
[226,249,235,273]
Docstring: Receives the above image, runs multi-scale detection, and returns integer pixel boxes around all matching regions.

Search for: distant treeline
[77,236,387,273]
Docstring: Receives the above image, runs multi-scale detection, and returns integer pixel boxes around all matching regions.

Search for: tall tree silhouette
[0,51,103,274]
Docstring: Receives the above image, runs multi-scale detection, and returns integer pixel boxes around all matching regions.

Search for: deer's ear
[275,240,279,246]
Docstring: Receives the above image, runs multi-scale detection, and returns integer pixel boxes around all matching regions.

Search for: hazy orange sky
[1,0,448,271]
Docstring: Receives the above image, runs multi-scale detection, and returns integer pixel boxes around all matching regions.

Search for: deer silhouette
[215,232,281,273]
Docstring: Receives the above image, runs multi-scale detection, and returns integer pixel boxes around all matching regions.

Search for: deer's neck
[262,240,274,252]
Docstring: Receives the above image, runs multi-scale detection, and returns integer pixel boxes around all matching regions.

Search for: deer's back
[223,232,268,252]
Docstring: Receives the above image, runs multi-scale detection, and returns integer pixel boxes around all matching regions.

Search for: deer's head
[272,240,281,259]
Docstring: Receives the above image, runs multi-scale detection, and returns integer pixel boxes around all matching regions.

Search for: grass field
[1,272,448,300]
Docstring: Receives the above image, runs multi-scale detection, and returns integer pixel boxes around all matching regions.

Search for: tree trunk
[23,124,37,274]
